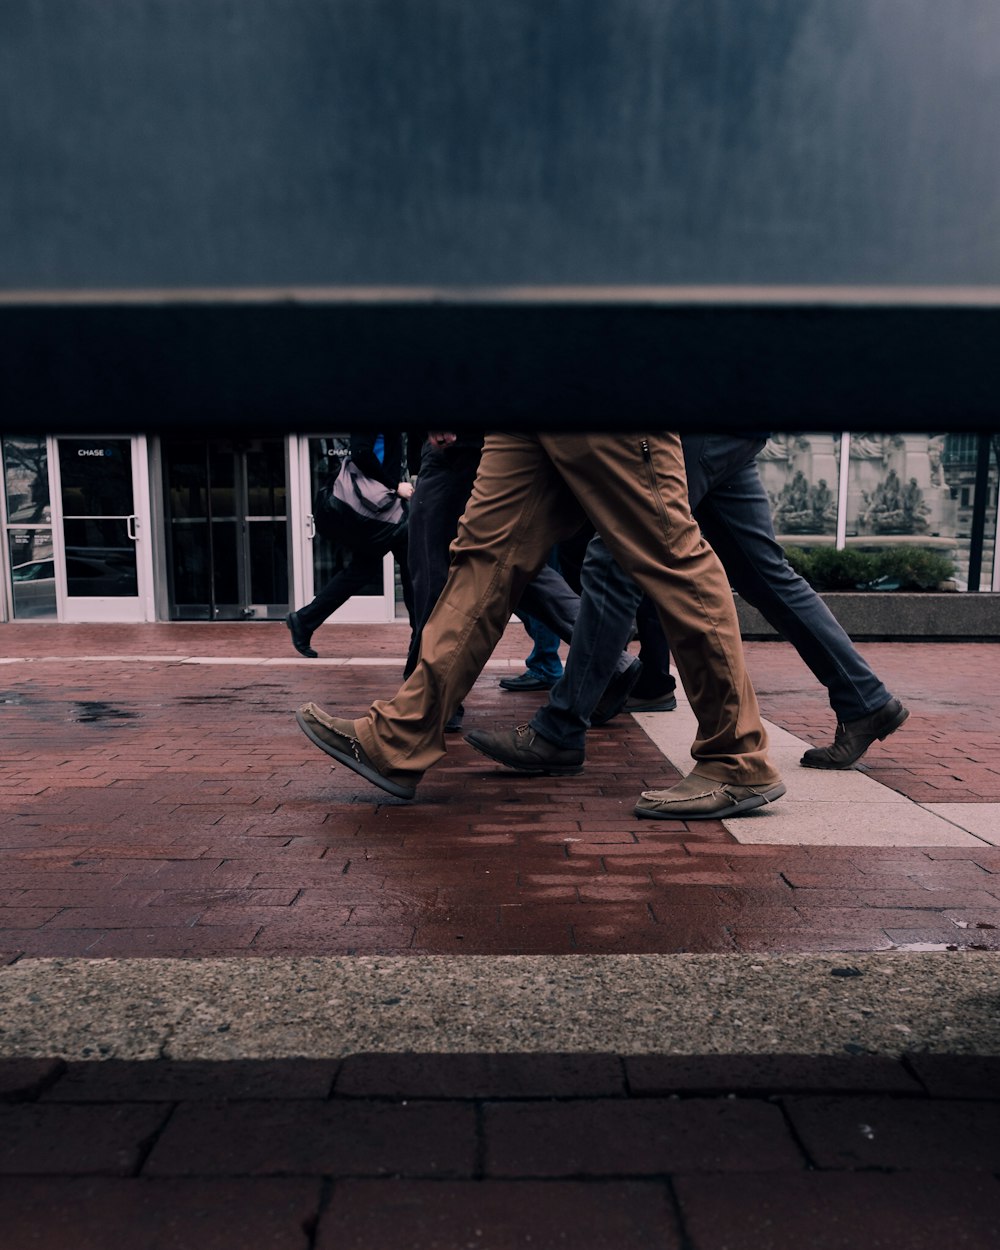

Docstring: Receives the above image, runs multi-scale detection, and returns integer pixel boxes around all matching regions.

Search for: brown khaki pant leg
[539,432,777,785]
[355,434,588,774]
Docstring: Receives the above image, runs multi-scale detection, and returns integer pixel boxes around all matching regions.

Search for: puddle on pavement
[70,701,139,724]
[175,694,240,703]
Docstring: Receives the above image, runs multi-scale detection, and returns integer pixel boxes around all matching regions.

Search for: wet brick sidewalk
[0,625,999,960]
[2,1053,1000,1249]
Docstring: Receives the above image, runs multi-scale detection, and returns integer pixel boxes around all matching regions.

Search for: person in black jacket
[286,431,417,658]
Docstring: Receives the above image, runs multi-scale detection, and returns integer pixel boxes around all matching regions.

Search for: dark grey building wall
[2,0,1000,290]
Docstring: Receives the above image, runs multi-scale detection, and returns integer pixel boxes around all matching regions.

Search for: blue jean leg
[521,614,564,682]
[532,534,641,749]
[694,456,890,722]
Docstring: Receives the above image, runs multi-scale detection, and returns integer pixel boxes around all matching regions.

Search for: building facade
[3,431,996,625]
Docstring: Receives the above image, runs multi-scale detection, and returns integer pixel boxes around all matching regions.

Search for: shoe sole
[295,710,416,799]
[799,705,910,770]
[464,735,584,776]
[625,698,678,713]
[635,781,786,820]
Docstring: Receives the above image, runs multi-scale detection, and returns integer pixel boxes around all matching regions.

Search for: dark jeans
[297,513,413,634]
[404,444,482,678]
[532,434,891,750]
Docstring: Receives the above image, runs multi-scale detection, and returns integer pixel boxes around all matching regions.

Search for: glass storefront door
[54,436,154,622]
[288,435,397,623]
[162,438,289,619]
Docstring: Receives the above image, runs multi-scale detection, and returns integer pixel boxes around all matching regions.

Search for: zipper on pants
[640,438,673,539]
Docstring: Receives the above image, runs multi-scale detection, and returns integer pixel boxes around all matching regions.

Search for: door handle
[306,514,315,539]
[126,515,138,541]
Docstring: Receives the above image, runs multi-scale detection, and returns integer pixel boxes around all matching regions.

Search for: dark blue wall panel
[2,0,999,289]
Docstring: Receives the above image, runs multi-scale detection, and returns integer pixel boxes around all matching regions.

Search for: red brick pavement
[1,1054,999,1249]
[0,624,999,959]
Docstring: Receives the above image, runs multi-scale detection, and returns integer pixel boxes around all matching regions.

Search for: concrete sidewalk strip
[633,700,997,847]
[924,804,1000,846]
[1,953,998,1061]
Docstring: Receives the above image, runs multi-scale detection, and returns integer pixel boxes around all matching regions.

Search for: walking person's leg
[297,432,782,816]
[404,444,481,678]
[518,536,643,757]
[287,556,379,657]
[689,437,905,768]
[537,432,780,802]
[297,434,589,793]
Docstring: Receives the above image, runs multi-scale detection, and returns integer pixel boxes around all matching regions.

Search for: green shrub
[870,546,957,590]
[783,545,955,591]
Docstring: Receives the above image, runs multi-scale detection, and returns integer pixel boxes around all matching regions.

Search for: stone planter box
[736,592,1000,642]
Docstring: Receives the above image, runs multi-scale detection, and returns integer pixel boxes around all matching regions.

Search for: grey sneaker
[635,771,786,820]
[464,724,585,776]
[800,697,909,770]
[295,703,421,799]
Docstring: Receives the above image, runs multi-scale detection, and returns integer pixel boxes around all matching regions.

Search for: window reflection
[8,530,57,618]
[3,437,52,525]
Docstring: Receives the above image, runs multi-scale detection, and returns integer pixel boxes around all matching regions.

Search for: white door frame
[53,434,156,623]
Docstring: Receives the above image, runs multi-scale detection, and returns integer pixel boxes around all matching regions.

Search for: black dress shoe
[625,690,678,713]
[286,611,318,658]
[591,657,643,727]
[464,724,584,775]
[800,696,909,770]
[498,671,556,692]
[444,705,465,734]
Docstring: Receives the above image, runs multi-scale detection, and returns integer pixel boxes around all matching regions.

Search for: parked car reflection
[12,549,137,603]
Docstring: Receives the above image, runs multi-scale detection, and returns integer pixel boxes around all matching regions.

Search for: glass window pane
[308,436,380,596]
[247,520,289,603]
[210,520,240,604]
[246,440,287,517]
[758,433,840,541]
[58,439,134,517]
[939,433,998,590]
[63,518,138,597]
[163,442,209,519]
[4,437,52,524]
[8,530,56,618]
[209,447,236,518]
[168,520,212,605]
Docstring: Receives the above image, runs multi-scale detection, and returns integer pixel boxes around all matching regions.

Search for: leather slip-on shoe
[800,697,909,770]
[286,611,318,658]
[634,772,786,820]
[464,725,585,776]
[295,703,420,799]
[624,691,678,714]
[591,657,644,727]
[498,671,556,692]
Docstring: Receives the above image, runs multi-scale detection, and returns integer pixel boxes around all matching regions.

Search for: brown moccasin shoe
[634,771,786,820]
[295,703,421,799]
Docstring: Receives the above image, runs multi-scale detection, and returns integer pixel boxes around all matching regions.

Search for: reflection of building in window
[943,434,999,538]
[847,434,956,539]
[759,432,962,543]
[758,434,839,536]
[773,471,836,534]
[861,469,931,534]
